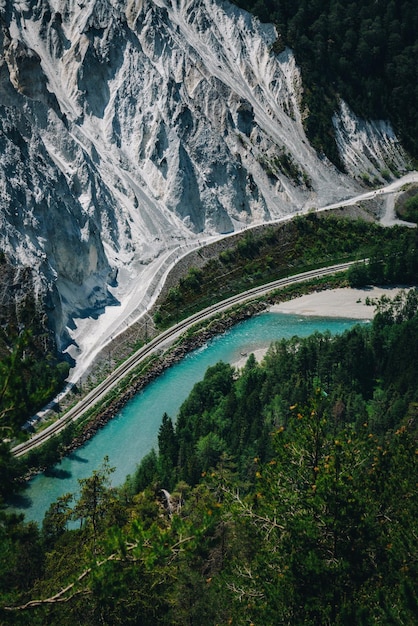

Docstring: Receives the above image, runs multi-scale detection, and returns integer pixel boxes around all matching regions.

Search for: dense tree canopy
[1,289,417,624]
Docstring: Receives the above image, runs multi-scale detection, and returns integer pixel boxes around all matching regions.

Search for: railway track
[12,261,357,458]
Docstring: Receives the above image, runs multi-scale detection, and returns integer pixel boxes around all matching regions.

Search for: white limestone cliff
[0,0,410,356]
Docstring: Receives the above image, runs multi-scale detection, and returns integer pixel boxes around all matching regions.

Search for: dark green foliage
[236,231,261,259]
[42,493,74,548]
[260,150,311,185]
[0,252,70,436]
[0,512,44,597]
[395,186,418,223]
[157,413,179,487]
[72,457,119,545]
[0,328,70,436]
[180,266,204,292]
[175,362,235,485]
[348,227,418,287]
[218,398,417,625]
[232,0,418,165]
[20,423,76,475]
[0,443,21,502]
[402,195,418,222]
[129,449,159,493]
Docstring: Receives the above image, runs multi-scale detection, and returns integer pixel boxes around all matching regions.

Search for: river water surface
[11,312,365,524]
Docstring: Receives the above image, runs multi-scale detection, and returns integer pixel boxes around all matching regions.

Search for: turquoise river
[11,311,367,524]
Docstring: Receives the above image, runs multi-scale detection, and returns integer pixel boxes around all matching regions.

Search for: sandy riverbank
[232,286,406,369]
[269,286,405,318]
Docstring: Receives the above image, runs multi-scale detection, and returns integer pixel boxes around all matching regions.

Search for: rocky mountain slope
[0,0,411,356]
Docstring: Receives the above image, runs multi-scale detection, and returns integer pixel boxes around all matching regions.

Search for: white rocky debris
[333,101,409,180]
[0,0,411,371]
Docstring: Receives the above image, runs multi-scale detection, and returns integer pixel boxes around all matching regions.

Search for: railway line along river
[10,310,368,524]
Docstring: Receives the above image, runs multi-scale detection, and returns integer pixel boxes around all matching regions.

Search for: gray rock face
[0,0,410,346]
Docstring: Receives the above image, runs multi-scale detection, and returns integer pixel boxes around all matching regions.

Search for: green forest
[0,252,70,440]
[232,0,418,166]
[1,288,417,624]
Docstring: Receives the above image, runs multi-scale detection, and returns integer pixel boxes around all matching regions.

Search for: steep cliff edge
[0,0,411,358]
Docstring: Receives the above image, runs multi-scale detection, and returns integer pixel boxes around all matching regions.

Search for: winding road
[12,261,358,458]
